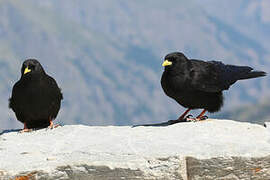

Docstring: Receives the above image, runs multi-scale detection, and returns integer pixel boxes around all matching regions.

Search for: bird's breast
[161,72,186,98]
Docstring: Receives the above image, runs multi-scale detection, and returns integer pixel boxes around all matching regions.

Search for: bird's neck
[20,73,45,82]
[165,64,189,77]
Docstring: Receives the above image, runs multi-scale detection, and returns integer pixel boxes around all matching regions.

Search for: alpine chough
[9,59,63,132]
[161,52,266,123]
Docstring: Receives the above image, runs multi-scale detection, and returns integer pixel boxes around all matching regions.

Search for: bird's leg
[19,122,32,133]
[195,109,208,121]
[177,108,191,121]
[49,120,54,129]
[196,109,207,120]
[48,118,60,129]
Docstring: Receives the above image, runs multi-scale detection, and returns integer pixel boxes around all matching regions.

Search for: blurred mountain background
[0,0,269,129]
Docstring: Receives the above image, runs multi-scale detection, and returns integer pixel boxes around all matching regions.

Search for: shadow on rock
[0,129,21,135]
[132,119,188,127]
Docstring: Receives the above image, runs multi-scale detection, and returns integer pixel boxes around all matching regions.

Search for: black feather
[238,71,267,80]
[161,52,266,113]
[9,59,63,129]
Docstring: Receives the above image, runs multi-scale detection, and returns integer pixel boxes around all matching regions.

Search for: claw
[186,114,193,118]
[186,117,197,122]
[200,115,208,120]
[185,115,208,122]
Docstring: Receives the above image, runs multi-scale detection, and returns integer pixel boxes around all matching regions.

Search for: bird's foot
[186,114,193,118]
[19,128,33,133]
[19,123,32,133]
[186,118,197,122]
[185,115,196,122]
[48,124,60,129]
[200,115,208,121]
[186,115,208,122]
[48,121,61,129]
[168,115,193,124]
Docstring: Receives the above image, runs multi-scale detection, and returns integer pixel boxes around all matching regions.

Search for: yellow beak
[24,67,31,74]
[162,60,172,67]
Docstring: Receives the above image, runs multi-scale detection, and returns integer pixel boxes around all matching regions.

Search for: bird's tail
[238,70,267,80]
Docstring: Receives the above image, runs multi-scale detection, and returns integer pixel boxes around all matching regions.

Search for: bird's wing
[188,60,253,92]
[45,76,63,102]
[44,75,63,118]
[9,81,22,109]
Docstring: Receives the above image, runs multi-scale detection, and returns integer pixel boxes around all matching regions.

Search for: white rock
[0,119,270,179]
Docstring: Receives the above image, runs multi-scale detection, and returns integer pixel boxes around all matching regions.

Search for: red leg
[177,108,191,121]
[49,120,54,129]
[19,122,32,133]
[48,118,60,129]
[196,109,207,119]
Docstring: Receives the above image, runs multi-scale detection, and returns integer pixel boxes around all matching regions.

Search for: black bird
[9,59,63,132]
[161,52,266,123]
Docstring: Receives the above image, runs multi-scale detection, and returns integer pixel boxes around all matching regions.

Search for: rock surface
[0,119,270,179]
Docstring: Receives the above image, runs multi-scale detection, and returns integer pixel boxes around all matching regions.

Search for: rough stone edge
[0,162,184,180]
[3,155,270,180]
[186,155,270,180]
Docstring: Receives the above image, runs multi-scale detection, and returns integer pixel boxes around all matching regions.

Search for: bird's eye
[169,58,174,62]
[29,64,35,70]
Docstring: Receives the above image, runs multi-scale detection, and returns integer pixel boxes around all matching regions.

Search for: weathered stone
[186,156,270,180]
[5,165,183,180]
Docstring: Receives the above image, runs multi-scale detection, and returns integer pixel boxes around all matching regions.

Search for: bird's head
[21,59,45,76]
[162,52,188,71]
